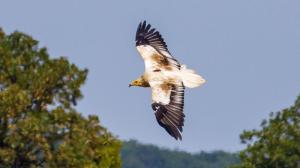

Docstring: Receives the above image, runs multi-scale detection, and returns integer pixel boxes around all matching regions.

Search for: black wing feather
[136,21,169,53]
[152,85,185,140]
[135,20,181,69]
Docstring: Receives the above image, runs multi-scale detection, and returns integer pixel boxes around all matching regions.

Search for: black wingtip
[152,103,183,140]
[136,20,153,46]
[135,21,169,53]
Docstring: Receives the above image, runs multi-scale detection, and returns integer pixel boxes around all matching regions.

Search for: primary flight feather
[130,21,205,140]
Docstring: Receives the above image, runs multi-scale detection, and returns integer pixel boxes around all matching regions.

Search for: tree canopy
[122,140,240,168]
[234,96,300,168]
[0,28,121,167]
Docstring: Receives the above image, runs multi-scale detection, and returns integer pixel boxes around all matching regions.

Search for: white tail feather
[179,65,205,88]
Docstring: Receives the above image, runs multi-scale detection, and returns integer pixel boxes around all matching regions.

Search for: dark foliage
[121,140,239,168]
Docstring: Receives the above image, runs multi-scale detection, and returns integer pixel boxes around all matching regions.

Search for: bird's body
[130,21,205,140]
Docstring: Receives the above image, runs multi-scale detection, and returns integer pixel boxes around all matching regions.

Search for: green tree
[122,140,240,168]
[234,96,300,168]
[0,28,121,168]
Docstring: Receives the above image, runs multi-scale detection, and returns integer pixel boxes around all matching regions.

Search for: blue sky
[1,0,299,152]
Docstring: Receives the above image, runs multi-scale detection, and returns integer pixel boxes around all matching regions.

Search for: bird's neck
[139,75,150,87]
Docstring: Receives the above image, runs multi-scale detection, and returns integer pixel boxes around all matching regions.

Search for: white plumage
[133,21,205,140]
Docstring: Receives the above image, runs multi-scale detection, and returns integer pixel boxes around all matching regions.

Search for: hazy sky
[1,0,299,152]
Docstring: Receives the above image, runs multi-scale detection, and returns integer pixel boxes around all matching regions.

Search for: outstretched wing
[135,21,181,71]
[151,82,185,140]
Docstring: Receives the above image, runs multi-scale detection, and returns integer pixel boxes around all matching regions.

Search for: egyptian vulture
[129,21,205,140]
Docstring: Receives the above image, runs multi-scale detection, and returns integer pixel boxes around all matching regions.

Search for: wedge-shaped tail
[179,65,205,88]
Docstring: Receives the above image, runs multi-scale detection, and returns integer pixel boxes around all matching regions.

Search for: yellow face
[129,79,144,87]
[129,77,150,87]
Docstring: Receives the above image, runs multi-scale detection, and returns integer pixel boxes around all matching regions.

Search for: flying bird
[129,21,205,140]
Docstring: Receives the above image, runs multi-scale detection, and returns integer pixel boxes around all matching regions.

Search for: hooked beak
[129,84,132,87]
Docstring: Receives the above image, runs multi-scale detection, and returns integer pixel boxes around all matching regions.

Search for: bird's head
[129,77,150,87]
